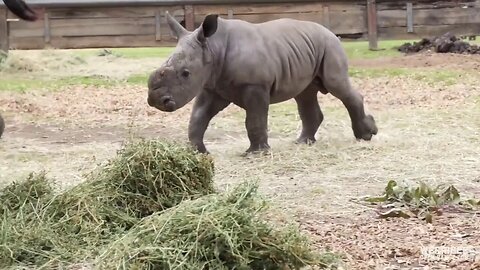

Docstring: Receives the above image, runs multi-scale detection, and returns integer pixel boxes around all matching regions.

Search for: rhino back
[211,18,341,103]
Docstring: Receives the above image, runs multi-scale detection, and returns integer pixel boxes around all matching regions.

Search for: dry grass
[96,181,330,270]
[0,139,216,268]
[0,49,162,79]
[0,139,331,270]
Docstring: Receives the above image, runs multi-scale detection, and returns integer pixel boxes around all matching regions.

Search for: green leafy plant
[363,180,479,223]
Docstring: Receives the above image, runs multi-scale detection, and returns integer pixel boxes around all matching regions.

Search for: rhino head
[147,12,219,112]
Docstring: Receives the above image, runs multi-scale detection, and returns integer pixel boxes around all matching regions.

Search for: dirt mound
[398,32,480,54]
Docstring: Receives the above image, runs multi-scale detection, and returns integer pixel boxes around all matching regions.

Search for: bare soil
[1,52,479,269]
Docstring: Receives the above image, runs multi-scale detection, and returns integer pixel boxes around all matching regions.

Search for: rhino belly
[269,77,315,104]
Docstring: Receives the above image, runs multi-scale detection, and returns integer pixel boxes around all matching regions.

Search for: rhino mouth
[148,94,177,112]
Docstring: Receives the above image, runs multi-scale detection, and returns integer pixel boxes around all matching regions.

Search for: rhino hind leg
[322,75,377,140]
[317,41,378,140]
[294,84,324,145]
[321,68,378,141]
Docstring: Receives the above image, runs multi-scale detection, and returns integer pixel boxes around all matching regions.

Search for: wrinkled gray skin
[148,12,378,154]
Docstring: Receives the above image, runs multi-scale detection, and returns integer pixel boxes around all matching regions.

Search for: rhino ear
[166,11,188,39]
[197,14,218,42]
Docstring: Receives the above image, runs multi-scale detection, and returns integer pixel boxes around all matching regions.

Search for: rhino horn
[165,11,189,39]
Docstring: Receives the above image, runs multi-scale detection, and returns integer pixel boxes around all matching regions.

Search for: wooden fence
[1,0,479,52]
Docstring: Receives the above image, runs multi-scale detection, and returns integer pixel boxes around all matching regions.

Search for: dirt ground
[1,52,479,269]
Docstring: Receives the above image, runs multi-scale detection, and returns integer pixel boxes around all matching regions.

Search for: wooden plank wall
[377,1,480,39]
[2,1,367,50]
[6,6,186,49]
[1,0,480,50]
[193,3,366,35]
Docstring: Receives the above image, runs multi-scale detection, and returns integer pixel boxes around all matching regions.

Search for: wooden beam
[9,35,177,49]
[184,5,194,31]
[323,5,330,28]
[379,7,480,27]
[0,8,8,53]
[0,0,348,8]
[406,2,413,33]
[155,10,161,40]
[367,0,378,50]
[44,11,51,43]
[227,9,233,19]
[379,23,480,40]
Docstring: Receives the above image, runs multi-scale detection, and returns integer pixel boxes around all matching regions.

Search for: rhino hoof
[295,137,316,145]
[244,143,271,156]
[191,142,209,154]
[354,115,378,141]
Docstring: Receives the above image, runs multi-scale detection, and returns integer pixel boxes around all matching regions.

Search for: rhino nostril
[160,96,173,106]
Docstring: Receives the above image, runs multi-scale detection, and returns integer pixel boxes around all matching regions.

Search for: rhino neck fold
[202,21,228,91]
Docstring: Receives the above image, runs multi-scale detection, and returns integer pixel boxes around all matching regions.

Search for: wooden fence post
[184,5,194,31]
[367,0,378,50]
[406,2,413,33]
[155,10,162,41]
[0,8,8,53]
[43,12,51,44]
[323,5,330,29]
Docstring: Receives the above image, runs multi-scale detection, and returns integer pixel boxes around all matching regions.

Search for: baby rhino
[147,12,378,154]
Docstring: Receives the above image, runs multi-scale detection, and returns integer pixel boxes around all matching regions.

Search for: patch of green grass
[126,73,148,84]
[0,75,114,92]
[18,39,413,63]
[113,47,175,59]
[0,78,47,92]
[461,36,480,45]
[342,36,480,60]
[349,67,410,78]
[72,47,175,59]
[55,75,121,87]
[349,67,464,85]
[342,39,415,60]
[0,73,150,92]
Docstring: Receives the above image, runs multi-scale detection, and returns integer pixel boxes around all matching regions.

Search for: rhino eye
[181,69,191,78]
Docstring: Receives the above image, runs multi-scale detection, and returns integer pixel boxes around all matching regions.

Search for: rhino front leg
[295,85,324,145]
[188,90,230,153]
[242,86,270,153]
